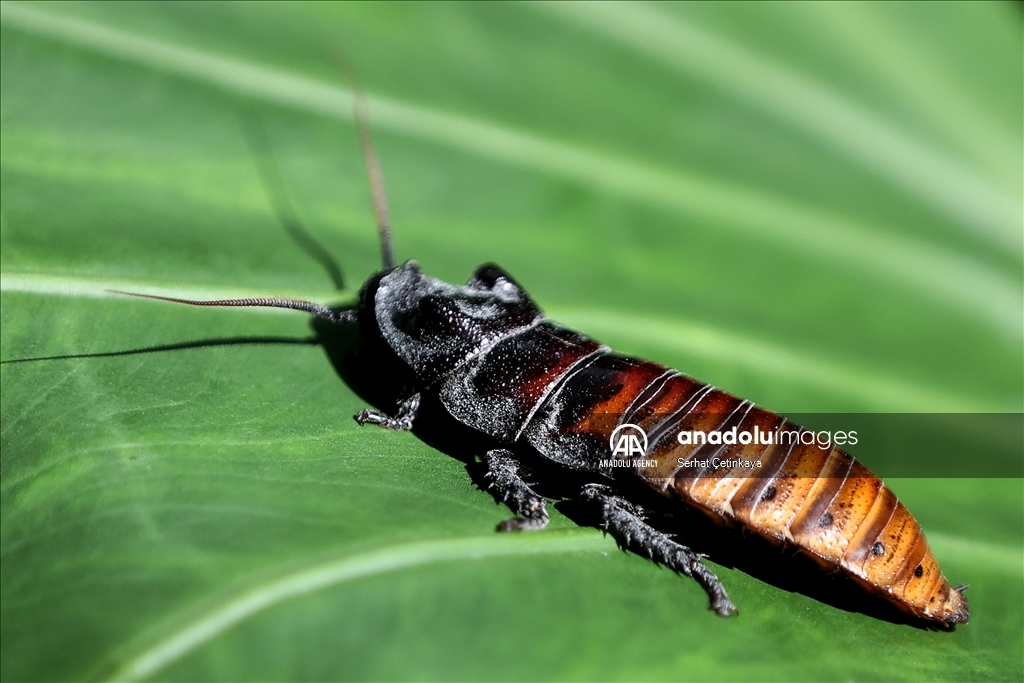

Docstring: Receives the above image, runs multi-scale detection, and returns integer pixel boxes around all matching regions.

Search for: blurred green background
[1,2,1021,681]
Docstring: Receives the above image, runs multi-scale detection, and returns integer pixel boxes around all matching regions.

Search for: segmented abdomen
[521,351,968,625]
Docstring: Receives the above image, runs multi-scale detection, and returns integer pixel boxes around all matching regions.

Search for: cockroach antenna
[336,51,394,270]
[107,291,354,324]
[109,53,397,322]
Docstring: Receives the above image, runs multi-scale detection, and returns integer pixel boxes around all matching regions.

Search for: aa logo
[609,424,648,458]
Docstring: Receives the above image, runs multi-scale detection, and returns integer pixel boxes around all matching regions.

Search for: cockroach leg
[484,449,549,532]
[354,392,420,431]
[581,483,737,617]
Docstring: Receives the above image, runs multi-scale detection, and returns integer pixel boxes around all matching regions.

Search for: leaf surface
[2,2,1021,681]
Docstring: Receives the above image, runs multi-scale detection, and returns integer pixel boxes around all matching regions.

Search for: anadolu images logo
[609,424,648,458]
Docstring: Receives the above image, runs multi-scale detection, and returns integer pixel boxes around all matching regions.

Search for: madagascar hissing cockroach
[114,82,969,628]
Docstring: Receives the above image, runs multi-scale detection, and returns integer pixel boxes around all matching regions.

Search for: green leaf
[2,2,1021,681]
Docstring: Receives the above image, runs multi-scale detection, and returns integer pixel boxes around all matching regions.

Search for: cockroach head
[365,260,542,384]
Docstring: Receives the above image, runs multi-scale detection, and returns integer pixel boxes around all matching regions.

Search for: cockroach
[114,82,969,628]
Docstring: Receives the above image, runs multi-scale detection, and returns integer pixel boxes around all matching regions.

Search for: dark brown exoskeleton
[115,83,969,628]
